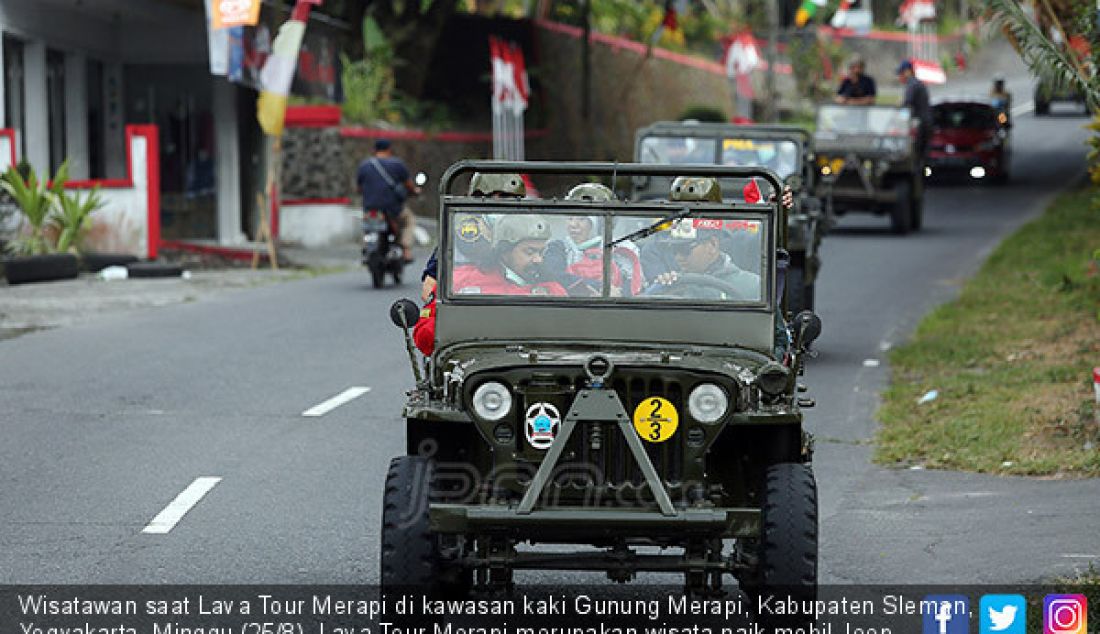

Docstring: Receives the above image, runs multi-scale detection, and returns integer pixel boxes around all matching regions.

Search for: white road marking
[1011,101,1034,117]
[862,358,881,367]
[302,386,371,417]
[142,477,222,534]
[1061,554,1099,559]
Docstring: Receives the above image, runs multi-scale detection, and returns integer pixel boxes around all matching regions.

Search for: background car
[927,98,1012,184]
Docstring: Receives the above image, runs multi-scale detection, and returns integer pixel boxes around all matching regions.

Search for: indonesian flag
[911,58,947,84]
[897,0,935,28]
[743,178,763,204]
[831,0,852,28]
[256,1,315,136]
[490,36,529,115]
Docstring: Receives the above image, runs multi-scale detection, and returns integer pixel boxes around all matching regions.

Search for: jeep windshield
[444,205,768,305]
[816,105,911,137]
[638,136,719,165]
[720,137,801,179]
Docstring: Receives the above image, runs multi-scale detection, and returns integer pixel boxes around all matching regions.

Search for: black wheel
[802,282,815,313]
[738,463,817,629]
[890,179,912,235]
[380,456,469,595]
[3,254,80,284]
[786,266,810,314]
[1035,99,1050,116]
[759,462,818,588]
[369,260,385,289]
[910,178,924,231]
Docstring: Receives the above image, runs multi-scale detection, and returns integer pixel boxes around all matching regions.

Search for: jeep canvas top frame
[382,161,820,600]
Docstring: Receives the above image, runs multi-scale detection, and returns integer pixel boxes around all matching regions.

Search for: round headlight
[688,383,729,423]
[472,381,512,421]
[756,363,790,397]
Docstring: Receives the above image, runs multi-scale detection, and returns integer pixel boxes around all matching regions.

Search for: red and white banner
[911,58,946,84]
[490,36,530,160]
[490,36,529,115]
[210,0,262,30]
[897,0,935,28]
[724,32,758,101]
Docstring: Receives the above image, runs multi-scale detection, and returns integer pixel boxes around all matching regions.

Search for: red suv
[927,99,1012,183]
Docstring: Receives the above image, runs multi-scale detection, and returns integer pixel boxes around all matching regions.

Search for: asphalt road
[1,109,1095,587]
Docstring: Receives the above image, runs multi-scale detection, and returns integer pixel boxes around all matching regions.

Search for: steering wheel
[643,273,750,300]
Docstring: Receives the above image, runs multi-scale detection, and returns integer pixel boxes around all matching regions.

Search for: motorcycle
[363,172,427,289]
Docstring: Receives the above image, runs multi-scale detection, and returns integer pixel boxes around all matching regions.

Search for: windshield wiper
[607,206,693,249]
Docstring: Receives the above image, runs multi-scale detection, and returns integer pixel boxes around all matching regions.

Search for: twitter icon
[980,595,1026,634]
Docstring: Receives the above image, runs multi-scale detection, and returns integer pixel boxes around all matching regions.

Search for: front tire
[890,179,912,235]
[380,456,469,595]
[786,265,814,314]
[759,462,818,589]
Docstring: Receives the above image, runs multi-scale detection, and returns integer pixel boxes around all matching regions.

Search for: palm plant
[52,185,105,254]
[0,161,68,256]
[986,0,1099,111]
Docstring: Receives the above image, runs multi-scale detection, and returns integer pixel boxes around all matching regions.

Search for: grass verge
[875,186,1100,476]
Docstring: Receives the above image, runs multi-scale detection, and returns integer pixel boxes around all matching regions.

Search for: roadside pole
[766,0,779,122]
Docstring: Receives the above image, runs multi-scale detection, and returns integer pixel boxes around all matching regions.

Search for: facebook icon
[923,595,971,634]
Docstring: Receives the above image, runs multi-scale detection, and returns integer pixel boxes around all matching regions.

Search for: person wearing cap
[990,75,1012,118]
[543,183,645,297]
[419,172,528,301]
[450,214,567,297]
[835,55,877,106]
[356,139,420,263]
[897,59,932,160]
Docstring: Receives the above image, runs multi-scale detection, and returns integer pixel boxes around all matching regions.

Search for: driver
[651,177,761,300]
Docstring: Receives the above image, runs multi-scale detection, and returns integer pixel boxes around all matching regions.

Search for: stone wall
[281,127,348,200]
[533,25,736,163]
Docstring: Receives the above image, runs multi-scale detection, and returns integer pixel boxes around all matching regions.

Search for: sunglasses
[671,241,703,256]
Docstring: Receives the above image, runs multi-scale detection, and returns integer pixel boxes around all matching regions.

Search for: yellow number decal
[632,397,678,443]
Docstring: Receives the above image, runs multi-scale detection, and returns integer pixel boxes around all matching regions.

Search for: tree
[987,0,1099,110]
[347,0,464,99]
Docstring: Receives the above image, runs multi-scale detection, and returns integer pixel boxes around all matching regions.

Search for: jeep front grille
[539,376,685,489]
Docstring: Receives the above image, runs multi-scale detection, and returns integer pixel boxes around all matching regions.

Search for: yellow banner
[211,0,261,30]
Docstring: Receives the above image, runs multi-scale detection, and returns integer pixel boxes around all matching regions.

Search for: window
[46,49,67,174]
[3,34,26,162]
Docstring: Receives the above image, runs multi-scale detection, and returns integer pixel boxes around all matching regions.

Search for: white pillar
[0,29,7,131]
[213,80,243,245]
[102,61,126,179]
[64,52,89,179]
[22,39,48,175]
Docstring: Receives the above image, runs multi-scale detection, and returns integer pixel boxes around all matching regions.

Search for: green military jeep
[382,161,821,597]
[634,121,828,314]
[813,104,924,234]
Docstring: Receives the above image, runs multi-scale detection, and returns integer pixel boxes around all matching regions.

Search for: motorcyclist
[420,172,527,301]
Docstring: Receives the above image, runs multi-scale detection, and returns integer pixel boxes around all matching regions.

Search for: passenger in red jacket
[413,214,564,355]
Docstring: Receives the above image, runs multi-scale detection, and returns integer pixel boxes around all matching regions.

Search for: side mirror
[414,172,428,187]
[793,310,822,347]
[390,298,421,329]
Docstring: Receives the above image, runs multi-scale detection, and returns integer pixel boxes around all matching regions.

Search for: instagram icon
[1044,595,1087,634]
